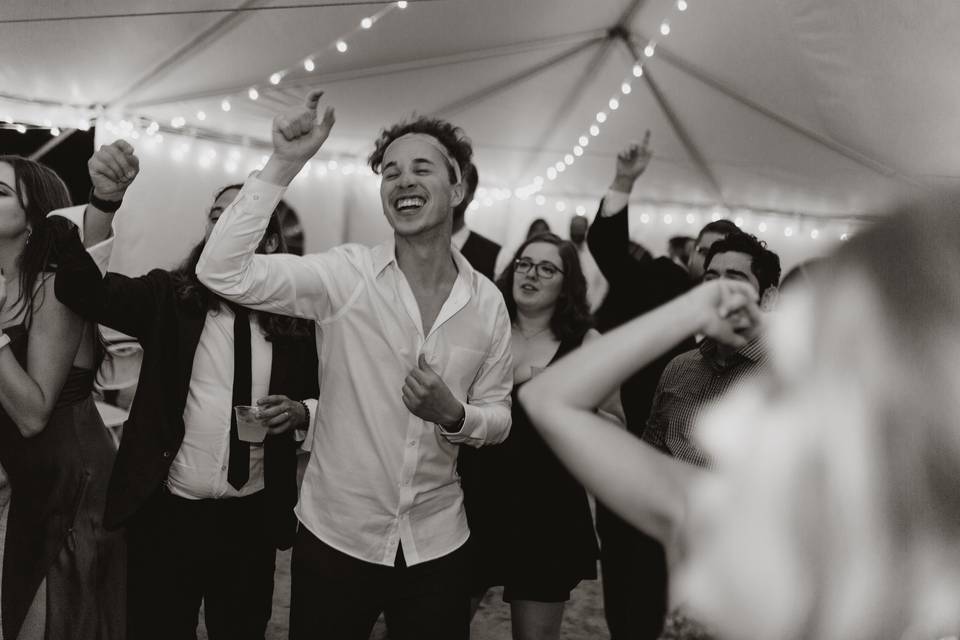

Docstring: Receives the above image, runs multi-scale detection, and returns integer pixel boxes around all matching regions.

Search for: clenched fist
[402,353,465,429]
[89,140,139,203]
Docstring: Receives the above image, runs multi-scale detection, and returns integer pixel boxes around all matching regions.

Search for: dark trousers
[289,527,471,640]
[596,503,669,640]
[126,489,277,640]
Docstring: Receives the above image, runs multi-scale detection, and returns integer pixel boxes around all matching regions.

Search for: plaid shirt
[641,336,768,468]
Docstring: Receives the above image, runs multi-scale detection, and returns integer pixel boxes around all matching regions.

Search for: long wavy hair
[496,232,592,343]
[0,156,73,330]
[170,184,313,341]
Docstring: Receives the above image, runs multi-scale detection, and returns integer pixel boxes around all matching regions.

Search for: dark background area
[0,128,95,205]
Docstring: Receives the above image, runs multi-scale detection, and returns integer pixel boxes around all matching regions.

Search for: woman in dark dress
[462,232,622,640]
[0,157,124,639]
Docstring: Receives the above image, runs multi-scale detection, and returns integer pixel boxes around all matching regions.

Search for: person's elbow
[518,379,550,425]
[17,411,50,438]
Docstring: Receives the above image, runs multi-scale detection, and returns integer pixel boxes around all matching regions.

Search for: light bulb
[336,40,348,53]
[784,227,794,237]
[221,99,231,111]
[270,72,282,85]
[196,110,206,121]
[609,98,620,110]
[304,58,315,72]
[397,1,408,8]
[686,213,695,224]
[810,229,819,239]
[621,82,632,94]
[573,146,583,156]
[555,162,566,172]
[564,154,574,165]
[589,125,600,136]
[596,111,607,123]
[660,22,671,36]
[664,214,673,224]
[758,222,767,233]
[578,135,589,146]
[51,127,61,136]
[361,17,373,28]
[644,43,656,57]
[633,64,643,77]
[248,88,259,100]
[546,167,557,180]
[171,116,185,128]
[556,201,566,212]
[640,213,650,224]
[576,205,586,215]
[677,0,688,11]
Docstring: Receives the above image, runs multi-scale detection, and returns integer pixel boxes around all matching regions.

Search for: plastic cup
[234,405,267,444]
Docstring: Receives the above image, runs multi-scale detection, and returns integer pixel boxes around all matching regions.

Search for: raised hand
[402,353,465,428]
[693,279,764,347]
[614,130,652,186]
[88,140,140,203]
[271,89,336,166]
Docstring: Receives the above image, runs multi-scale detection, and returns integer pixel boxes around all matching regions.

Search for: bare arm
[0,277,83,438]
[519,280,761,546]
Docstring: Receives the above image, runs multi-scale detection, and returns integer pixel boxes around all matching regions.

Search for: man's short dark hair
[368,116,473,184]
[452,162,479,221]
[696,219,740,245]
[705,231,782,295]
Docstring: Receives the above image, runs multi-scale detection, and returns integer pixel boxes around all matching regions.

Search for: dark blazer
[460,231,501,282]
[587,200,693,431]
[53,228,318,550]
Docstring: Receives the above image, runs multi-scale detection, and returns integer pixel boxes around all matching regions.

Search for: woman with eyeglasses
[461,232,622,640]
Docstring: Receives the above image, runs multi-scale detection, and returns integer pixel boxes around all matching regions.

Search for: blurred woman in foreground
[520,196,960,640]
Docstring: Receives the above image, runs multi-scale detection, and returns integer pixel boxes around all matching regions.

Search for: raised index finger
[640,129,651,152]
[305,89,325,112]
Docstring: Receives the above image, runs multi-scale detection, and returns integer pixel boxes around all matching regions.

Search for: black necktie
[228,304,252,489]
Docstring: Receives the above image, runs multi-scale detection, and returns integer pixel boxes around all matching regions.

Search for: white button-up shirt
[197,176,513,567]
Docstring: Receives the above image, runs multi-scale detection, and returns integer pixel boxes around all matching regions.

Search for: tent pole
[27,129,78,161]
[640,37,910,183]
[127,29,606,110]
[618,36,728,206]
[108,0,262,107]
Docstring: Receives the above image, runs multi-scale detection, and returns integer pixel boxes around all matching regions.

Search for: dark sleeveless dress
[462,331,598,602]
[0,325,125,640]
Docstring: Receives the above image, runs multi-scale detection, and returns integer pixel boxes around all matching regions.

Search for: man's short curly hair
[367,116,473,184]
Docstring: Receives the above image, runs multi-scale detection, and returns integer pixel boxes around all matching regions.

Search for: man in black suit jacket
[588,137,740,640]
[451,162,501,281]
[53,189,319,640]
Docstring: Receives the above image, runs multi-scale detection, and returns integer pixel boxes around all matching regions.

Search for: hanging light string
[514,0,689,201]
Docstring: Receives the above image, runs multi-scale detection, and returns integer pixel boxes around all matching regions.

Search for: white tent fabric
[2,0,957,273]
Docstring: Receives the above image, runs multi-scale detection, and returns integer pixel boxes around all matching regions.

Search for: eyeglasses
[513,258,564,280]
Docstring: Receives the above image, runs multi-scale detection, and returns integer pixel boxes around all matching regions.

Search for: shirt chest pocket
[442,345,487,397]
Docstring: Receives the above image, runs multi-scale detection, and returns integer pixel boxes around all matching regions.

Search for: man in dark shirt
[451,162,501,281]
[587,135,741,639]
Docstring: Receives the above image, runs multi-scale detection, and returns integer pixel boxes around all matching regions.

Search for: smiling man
[196,91,512,640]
[642,230,781,469]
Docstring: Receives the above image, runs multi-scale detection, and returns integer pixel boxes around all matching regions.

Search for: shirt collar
[371,235,478,286]
[699,333,768,366]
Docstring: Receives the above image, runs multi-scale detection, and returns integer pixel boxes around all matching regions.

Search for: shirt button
[161,451,171,459]
[221,465,227,471]
[408,440,416,447]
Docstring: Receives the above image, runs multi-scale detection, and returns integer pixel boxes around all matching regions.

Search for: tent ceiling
[3,0,958,218]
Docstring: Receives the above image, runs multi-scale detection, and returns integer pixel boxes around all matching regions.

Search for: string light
[596,111,607,123]
[576,205,587,215]
[758,222,767,233]
[221,99,231,112]
[640,213,651,224]
[269,72,283,85]
[171,116,186,128]
[590,125,600,136]
[556,201,566,212]
[397,1,408,8]
[784,227,794,237]
[686,213,696,224]
[196,110,206,121]
[248,87,259,100]
[660,21,671,36]
[361,17,373,28]
[304,58,315,71]
[573,146,583,156]
[578,136,589,146]
[546,167,557,180]
[14,124,26,133]
[564,154,574,165]
[555,162,566,173]
[632,64,643,77]
[663,214,673,224]
[810,229,819,239]
[609,98,620,110]
[644,43,656,57]
[336,40,348,53]
[621,82,632,94]
[677,0,688,11]
[50,127,60,136]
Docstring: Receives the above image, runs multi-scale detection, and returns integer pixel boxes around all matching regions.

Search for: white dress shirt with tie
[197,176,513,567]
